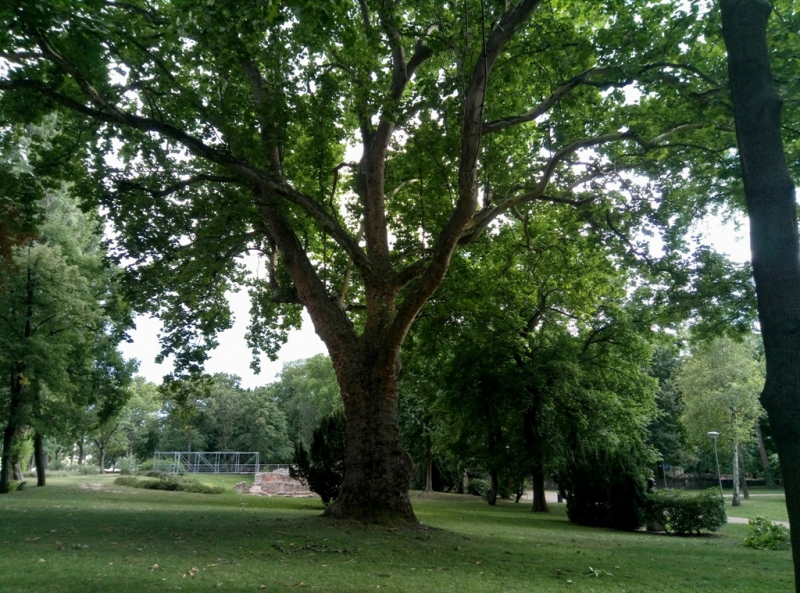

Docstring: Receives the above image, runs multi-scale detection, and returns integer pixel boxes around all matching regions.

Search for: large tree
[0,1,747,520]
[719,0,800,584]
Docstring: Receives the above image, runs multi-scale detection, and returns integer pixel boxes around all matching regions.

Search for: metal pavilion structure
[153,451,260,474]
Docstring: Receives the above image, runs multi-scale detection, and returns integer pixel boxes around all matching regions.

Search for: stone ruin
[234,467,317,498]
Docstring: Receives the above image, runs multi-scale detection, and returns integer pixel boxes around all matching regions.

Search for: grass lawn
[0,474,793,592]
[724,493,789,523]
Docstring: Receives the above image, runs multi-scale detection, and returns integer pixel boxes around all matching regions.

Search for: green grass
[724,493,789,523]
[0,475,793,592]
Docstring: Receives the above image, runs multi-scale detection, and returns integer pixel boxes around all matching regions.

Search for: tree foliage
[0,0,764,518]
[291,411,347,505]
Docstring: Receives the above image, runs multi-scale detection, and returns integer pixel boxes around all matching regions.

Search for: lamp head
[707,431,720,438]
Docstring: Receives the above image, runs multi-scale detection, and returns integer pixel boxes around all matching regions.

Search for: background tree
[118,377,162,461]
[199,374,293,463]
[269,356,342,451]
[646,344,689,483]
[676,335,764,507]
[404,219,660,512]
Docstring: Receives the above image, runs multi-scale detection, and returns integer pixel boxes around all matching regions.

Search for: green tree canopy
[0,0,760,519]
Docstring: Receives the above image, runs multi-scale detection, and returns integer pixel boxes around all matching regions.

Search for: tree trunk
[531,464,549,513]
[754,421,772,483]
[523,404,549,512]
[0,422,19,493]
[424,433,433,493]
[720,1,800,586]
[34,432,46,487]
[98,445,106,474]
[77,437,85,466]
[322,354,416,524]
[0,375,24,494]
[732,439,741,506]
[739,445,749,500]
[487,468,499,506]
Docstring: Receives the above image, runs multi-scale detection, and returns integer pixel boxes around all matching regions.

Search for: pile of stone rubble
[234,467,317,498]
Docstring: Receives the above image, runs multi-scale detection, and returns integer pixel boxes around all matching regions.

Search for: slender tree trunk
[34,431,46,487]
[720,1,800,586]
[487,468,499,506]
[77,438,85,466]
[98,445,106,474]
[754,421,772,483]
[732,439,741,506]
[424,434,433,493]
[322,352,415,523]
[739,445,749,500]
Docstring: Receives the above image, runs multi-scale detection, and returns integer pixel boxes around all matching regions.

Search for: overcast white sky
[118,213,752,388]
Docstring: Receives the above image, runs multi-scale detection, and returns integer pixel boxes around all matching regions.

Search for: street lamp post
[708,431,723,498]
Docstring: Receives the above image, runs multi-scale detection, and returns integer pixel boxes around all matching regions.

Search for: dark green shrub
[137,459,155,472]
[743,516,790,550]
[290,411,346,504]
[7,480,25,492]
[466,476,490,498]
[564,449,647,531]
[114,476,223,494]
[645,488,726,535]
[139,470,171,479]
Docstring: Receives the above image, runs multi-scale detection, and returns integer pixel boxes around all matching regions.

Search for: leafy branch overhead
[0,1,746,368]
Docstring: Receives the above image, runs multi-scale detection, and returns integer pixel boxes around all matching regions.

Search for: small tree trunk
[740,445,750,500]
[754,421,772,483]
[487,468,499,506]
[424,434,433,493]
[77,437,85,466]
[98,445,106,474]
[732,439,741,507]
[34,432,46,487]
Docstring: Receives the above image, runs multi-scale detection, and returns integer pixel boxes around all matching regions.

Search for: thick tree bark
[34,431,46,487]
[323,351,415,523]
[0,376,24,493]
[531,465,549,513]
[523,405,549,513]
[720,1,800,587]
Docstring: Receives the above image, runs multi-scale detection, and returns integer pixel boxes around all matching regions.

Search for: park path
[727,516,790,528]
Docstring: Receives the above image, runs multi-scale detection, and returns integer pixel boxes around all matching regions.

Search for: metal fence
[153,452,260,474]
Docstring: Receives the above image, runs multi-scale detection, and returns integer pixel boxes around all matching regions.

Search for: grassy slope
[0,475,792,592]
